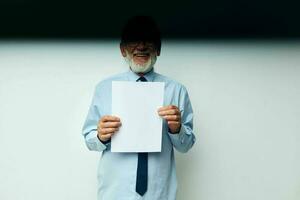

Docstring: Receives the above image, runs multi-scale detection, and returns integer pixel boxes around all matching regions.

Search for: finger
[158,109,180,116]
[162,115,181,121]
[158,105,178,112]
[100,133,112,141]
[167,121,180,125]
[101,115,120,122]
[101,127,119,134]
[101,121,122,128]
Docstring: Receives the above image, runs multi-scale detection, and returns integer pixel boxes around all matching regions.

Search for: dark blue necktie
[136,76,148,196]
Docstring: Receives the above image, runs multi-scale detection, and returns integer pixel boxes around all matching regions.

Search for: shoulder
[95,71,128,89]
[154,72,188,92]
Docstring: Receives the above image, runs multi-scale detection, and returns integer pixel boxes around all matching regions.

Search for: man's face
[120,41,160,74]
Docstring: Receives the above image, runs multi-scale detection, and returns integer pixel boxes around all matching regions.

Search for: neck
[130,67,154,77]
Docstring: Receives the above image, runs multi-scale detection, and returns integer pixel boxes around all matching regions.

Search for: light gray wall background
[0,40,299,200]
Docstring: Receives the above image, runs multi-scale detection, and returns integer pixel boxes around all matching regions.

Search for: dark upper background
[0,0,299,39]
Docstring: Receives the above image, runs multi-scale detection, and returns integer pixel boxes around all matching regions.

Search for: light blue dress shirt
[82,68,196,200]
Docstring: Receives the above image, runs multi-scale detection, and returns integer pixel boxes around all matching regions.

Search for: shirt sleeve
[167,85,196,153]
[81,85,109,152]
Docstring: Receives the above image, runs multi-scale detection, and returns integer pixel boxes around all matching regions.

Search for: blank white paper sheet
[111,81,165,152]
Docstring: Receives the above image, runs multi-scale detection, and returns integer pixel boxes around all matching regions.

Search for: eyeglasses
[123,41,157,50]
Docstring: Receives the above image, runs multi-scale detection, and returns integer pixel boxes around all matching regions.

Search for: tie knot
[136,76,147,82]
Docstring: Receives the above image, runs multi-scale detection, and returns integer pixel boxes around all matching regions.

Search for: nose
[136,41,146,49]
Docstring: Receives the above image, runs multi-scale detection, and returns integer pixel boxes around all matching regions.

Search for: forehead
[124,39,156,44]
[122,33,158,44]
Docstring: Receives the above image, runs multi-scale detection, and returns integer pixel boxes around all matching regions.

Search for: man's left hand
[158,105,181,134]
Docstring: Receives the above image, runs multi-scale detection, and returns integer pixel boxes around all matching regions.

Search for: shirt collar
[127,67,156,82]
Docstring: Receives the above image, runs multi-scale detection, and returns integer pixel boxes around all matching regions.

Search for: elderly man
[82,16,196,200]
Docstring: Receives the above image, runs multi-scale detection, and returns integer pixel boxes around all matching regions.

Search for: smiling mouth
[133,53,150,57]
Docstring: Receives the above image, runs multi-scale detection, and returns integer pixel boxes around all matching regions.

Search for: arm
[167,86,196,153]
[81,86,109,152]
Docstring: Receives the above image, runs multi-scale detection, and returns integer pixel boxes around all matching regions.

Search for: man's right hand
[97,115,122,143]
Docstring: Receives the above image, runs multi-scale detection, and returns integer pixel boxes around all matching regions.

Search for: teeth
[134,53,150,56]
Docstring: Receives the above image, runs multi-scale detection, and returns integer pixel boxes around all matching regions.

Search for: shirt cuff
[85,130,109,151]
[167,125,187,145]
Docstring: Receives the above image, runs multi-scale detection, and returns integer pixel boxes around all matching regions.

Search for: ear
[120,44,127,57]
[156,50,161,56]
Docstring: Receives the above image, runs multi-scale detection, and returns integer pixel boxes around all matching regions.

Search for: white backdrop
[0,40,299,200]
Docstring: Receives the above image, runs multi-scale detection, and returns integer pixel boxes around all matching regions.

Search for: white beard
[124,50,157,74]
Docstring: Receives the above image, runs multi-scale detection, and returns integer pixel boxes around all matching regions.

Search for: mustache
[132,51,153,56]
[133,50,151,53]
